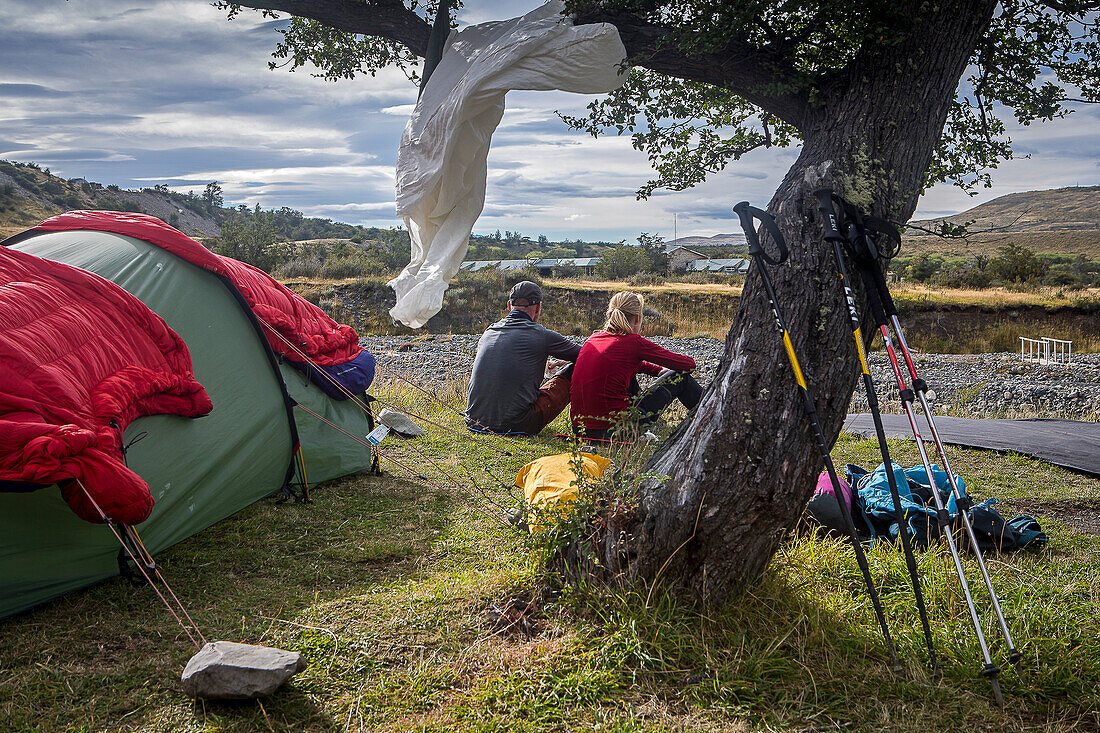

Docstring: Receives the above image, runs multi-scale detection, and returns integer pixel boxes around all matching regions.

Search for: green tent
[1,227,376,619]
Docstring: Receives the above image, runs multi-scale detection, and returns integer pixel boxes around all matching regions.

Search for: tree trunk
[568,0,998,602]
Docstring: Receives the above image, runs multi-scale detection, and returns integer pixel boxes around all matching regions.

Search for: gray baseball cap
[508,280,542,306]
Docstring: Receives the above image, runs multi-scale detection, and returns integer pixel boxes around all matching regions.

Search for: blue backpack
[850,462,1047,553]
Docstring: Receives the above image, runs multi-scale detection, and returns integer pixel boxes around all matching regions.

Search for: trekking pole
[814,188,940,678]
[835,203,1012,706]
[860,247,1021,666]
[733,202,903,674]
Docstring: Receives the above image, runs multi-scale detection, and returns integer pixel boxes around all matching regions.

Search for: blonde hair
[603,291,644,335]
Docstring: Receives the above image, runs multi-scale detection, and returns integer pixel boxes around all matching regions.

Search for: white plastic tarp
[389,0,627,328]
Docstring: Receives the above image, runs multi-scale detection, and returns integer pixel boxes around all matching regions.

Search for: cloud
[1,0,1093,239]
[0,83,69,99]
[728,169,770,181]
[3,113,142,128]
[381,104,417,116]
[488,170,636,199]
[0,148,135,163]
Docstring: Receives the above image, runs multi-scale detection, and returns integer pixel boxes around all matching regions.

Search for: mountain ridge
[665,185,1100,257]
[1,161,1096,258]
[910,185,1100,232]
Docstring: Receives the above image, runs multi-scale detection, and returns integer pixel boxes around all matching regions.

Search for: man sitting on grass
[465,281,580,435]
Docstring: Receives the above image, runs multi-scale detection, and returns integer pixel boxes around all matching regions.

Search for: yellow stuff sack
[514,452,611,530]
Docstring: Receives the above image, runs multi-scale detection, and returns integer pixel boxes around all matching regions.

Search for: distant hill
[0,160,221,239]
[2,162,1095,259]
[912,185,1100,232]
[906,186,1100,258]
[667,233,746,250]
[667,187,1100,258]
[0,160,384,245]
[901,228,1100,259]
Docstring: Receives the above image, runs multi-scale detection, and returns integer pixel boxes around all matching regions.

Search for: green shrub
[450,267,542,302]
[273,256,323,279]
[551,265,584,279]
[906,253,943,281]
[321,253,369,279]
[1043,264,1083,287]
[989,243,1048,282]
[934,261,992,288]
[628,272,666,286]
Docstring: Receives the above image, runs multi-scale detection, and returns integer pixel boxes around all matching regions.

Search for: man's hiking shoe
[378,408,424,437]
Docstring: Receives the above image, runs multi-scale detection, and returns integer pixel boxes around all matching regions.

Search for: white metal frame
[1020,336,1073,365]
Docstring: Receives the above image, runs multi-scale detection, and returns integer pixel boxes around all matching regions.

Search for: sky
[1,0,1098,243]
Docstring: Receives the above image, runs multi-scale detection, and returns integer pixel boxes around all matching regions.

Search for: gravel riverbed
[362,335,1100,421]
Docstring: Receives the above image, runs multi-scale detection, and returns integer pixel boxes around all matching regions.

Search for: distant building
[457,251,747,277]
[458,259,531,272]
[662,244,708,272]
[458,257,599,276]
[684,258,751,274]
[532,257,599,276]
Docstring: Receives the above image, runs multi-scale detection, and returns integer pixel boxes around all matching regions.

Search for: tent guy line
[74,478,206,650]
[259,318,519,502]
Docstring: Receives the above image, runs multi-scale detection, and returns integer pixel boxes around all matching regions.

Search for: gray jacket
[465,310,580,432]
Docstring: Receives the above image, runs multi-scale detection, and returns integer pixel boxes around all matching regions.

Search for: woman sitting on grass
[570,291,703,441]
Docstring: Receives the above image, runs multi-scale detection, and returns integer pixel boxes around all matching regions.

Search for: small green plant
[628,271,666,286]
[946,380,987,417]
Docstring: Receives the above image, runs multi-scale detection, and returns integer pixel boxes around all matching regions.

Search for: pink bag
[814,471,853,513]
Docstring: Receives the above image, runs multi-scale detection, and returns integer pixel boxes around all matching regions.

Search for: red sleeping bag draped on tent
[0,246,213,524]
[32,211,363,366]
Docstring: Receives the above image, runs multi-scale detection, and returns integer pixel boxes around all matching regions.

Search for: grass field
[2,382,1097,732]
[286,272,1100,352]
[545,277,1100,309]
[902,229,1100,259]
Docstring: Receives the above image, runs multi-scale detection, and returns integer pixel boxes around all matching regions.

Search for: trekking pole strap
[867,256,899,319]
[733,202,788,266]
[733,202,809,395]
[820,192,902,321]
[839,200,901,262]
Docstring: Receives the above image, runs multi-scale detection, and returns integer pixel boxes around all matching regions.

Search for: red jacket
[570,332,696,430]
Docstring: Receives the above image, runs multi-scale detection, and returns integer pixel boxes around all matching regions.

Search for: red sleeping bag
[0,246,213,524]
[33,211,363,366]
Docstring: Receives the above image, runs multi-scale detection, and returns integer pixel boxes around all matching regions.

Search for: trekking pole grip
[733,202,788,265]
[813,188,844,242]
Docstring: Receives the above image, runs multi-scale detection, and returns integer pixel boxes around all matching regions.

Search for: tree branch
[227,0,431,56]
[903,211,1029,239]
[228,1,809,127]
[571,8,811,129]
[1036,0,1100,12]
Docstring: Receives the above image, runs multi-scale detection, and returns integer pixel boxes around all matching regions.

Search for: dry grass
[547,278,1098,310]
[891,283,1100,309]
[546,278,744,295]
[536,279,1100,343]
[904,229,1100,259]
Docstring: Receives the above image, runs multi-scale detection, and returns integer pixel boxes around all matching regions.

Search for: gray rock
[181,641,306,699]
[378,407,424,437]
[359,334,1100,421]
